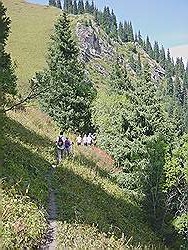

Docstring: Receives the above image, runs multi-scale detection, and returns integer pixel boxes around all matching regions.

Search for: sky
[28,0,188,49]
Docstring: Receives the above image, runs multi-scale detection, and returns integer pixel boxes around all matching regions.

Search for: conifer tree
[102,6,111,34]
[49,0,57,7]
[56,0,62,9]
[159,45,166,69]
[85,0,90,13]
[136,53,142,74]
[63,0,68,11]
[153,41,159,62]
[146,36,153,58]
[68,0,73,13]
[73,0,78,14]
[175,57,185,76]
[123,21,129,42]
[127,21,134,42]
[138,30,143,46]
[110,9,118,39]
[36,13,95,132]
[78,0,84,14]
[90,1,95,14]
[0,1,17,108]
[118,22,124,42]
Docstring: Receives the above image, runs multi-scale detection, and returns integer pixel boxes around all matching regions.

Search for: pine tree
[166,76,174,97]
[49,0,57,7]
[146,36,153,58]
[73,0,78,14]
[85,0,90,13]
[118,22,124,42]
[102,6,111,34]
[68,0,73,13]
[56,0,62,9]
[63,0,68,11]
[138,30,143,46]
[0,1,17,108]
[174,75,183,104]
[36,13,95,132]
[136,53,142,74]
[110,9,118,39]
[153,41,160,62]
[159,45,166,69]
[90,1,95,14]
[165,49,174,77]
[175,57,185,76]
[127,21,134,42]
[77,0,84,14]
[123,21,129,42]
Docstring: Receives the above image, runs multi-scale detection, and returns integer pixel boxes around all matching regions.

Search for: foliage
[53,151,162,248]
[36,13,96,132]
[0,1,17,108]
[163,134,188,247]
[2,191,47,249]
[1,107,58,248]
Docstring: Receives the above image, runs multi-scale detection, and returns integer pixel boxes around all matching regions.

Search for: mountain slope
[4,0,60,93]
[2,0,170,248]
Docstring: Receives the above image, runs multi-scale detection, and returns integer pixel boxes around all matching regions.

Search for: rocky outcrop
[76,23,114,62]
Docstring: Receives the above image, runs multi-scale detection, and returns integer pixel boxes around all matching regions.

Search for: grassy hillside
[2,106,165,248]
[3,0,60,93]
[2,1,169,248]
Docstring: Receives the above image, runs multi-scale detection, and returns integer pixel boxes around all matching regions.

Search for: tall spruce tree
[127,21,134,42]
[110,9,118,39]
[78,0,84,14]
[159,45,166,69]
[138,30,143,46]
[85,0,90,13]
[73,0,78,14]
[56,0,62,9]
[36,13,95,132]
[145,36,153,58]
[49,0,57,7]
[63,0,68,11]
[0,1,17,108]
[153,41,160,62]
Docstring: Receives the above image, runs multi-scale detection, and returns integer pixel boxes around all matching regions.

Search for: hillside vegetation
[2,0,187,249]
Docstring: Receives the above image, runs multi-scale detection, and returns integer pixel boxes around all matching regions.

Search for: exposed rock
[76,23,114,62]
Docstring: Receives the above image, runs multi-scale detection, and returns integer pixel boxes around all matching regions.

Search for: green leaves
[37,13,96,132]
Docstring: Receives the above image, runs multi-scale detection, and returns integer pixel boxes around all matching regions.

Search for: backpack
[64,139,71,148]
[57,136,64,147]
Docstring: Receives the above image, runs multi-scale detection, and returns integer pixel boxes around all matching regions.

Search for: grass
[53,153,165,249]
[2,106,59,248]
[4,0,60,94]
[2,105,166,249]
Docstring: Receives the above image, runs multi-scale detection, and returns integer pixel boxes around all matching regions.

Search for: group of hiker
[76,133,97,146]
[55,132,97,164]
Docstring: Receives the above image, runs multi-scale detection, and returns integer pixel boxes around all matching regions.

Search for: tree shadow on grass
[72,153,117,184]
[4,116,53,149]
[54,166,161,247]
[3,117,55,209]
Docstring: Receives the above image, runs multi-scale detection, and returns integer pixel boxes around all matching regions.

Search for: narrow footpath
[40,165,57,250]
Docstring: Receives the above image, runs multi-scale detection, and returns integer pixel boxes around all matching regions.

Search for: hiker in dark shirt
[56,132,65,164]
[64,137,72,156]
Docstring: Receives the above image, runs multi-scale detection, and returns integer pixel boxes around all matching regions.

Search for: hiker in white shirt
[83,134,87,146]
[56,132,65,164]
[87,133,92,146]
[76,135,82,146]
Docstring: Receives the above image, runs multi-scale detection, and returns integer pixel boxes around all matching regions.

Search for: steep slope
[3,0,60,93]
[4,0,165,95]
[2,106,164,249]
[3,1,170,248]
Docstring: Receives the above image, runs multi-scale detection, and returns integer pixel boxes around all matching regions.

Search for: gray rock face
[76,23,114,62]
